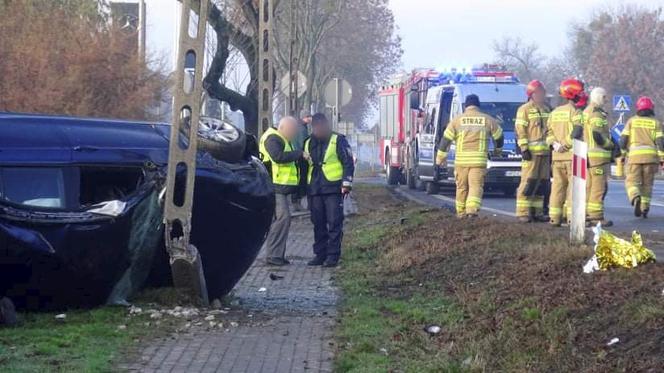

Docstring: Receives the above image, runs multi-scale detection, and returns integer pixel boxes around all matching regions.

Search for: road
[360,176,664,260]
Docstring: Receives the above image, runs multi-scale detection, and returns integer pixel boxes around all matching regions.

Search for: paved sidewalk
[124,216,338,373]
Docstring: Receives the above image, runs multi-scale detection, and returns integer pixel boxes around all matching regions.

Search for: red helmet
[636,96,654,111]
[575,91,589,109]
[559,79,585,100]
[526,80,545,98]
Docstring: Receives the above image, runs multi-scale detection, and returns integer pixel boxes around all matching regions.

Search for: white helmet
[590,87,607,107]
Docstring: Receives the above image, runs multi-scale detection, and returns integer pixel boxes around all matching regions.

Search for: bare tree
[0,0,168,120]
[569,5,664,111]
[492,37,545,83]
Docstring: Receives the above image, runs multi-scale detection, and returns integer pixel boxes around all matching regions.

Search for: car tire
[406,168,416,189]
[425,182,439,195]
[387,165,401,186]
[197,117,246,163]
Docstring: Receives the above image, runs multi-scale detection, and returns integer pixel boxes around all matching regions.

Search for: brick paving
[124,215,338,373]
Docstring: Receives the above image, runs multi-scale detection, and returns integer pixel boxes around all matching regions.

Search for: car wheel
[197,117,246,163]
[425,182,439,195]
[406,168,416,189]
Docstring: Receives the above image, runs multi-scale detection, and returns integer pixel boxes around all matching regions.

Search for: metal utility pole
[287,0,299,117]
[258,0,275,136]
[164,0,210,305]
[138,0,146,63]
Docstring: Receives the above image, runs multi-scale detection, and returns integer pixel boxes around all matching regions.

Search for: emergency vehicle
[378,65,526,194]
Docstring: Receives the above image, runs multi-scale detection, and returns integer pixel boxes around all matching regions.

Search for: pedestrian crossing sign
[613,95,632,112]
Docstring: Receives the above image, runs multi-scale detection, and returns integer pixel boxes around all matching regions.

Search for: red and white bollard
[571,139,588,244]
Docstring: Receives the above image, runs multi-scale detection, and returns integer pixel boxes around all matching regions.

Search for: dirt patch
[351,185,664,371]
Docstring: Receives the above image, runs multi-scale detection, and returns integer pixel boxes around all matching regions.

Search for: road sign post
[571,139,588,244]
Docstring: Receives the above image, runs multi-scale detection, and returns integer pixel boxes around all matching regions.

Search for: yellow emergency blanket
[593,228,656,270]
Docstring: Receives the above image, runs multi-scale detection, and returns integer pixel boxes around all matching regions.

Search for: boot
[632,196,642,217]
[307,256,326,266]
[323,256,339,268]
[533,215,549,223]
[587,219,613,227]
[642,209,649,219]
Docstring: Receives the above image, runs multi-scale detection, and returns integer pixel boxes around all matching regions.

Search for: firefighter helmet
[559,79,585,100]
[636,96,654,112]
[526,80,545,98]
[575,91,589,109]
[590,87,607,107]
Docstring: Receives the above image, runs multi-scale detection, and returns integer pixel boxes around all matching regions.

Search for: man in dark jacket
[302,113,355,267]
[259,116,308,266]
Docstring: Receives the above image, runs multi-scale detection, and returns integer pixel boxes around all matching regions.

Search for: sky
[134,0,664,72]
[390,0,664,71]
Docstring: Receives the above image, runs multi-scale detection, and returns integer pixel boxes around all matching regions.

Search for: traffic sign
[279,71,307,97]
[613,95,632,112]
[324,79,353,108]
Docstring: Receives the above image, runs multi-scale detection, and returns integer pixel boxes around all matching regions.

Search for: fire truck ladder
[163,0,210,305]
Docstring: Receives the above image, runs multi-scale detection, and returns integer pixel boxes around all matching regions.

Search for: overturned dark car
[0,113,275,310]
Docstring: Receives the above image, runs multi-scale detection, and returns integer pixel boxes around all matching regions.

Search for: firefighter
[259,116,308,266]
[619,96,664,218]
[583,87,614,226]
[435,94,504,218]
[546,79,586,227]
[302,113,355,268]
[515,80,551,223]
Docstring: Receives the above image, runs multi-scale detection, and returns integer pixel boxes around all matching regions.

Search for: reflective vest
[304,134,343,184]
[438,106,503,167]
[583,104,612,166]
[546,102,583,161]
[515,100,550,155]
[259,128,299,186]
[621,115,664,164]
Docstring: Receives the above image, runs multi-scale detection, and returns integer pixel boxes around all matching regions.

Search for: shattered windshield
[0,168,66,208]
[479,102,521,132]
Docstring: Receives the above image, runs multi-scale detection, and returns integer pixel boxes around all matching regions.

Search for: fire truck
[378,65,526,195]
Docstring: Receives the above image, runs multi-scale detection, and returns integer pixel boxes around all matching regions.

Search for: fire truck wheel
[425,182,439,195]
[406,168,416,189]
[387,166,401,185]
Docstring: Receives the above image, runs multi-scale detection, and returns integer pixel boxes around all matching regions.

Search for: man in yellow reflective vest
[546,78,586,227]
[259,116,308,266]
[302,113,355,268]
[583,87,614,226]
[436,94,504,218]
[619,96,664,218]
[515,80,551,223]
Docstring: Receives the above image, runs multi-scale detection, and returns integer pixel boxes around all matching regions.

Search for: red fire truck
[379,66,525,194]
[378,69,437,185]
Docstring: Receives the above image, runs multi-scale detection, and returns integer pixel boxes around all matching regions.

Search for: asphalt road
[359,175,664,260]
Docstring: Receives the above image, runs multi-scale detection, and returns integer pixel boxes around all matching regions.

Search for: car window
[0,168,66,208]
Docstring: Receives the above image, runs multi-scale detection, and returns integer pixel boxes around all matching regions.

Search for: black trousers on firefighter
[308,193,344,260]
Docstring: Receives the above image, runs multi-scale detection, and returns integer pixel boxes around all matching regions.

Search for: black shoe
[307,256,326,266]
[322,257,339,268]
[633,196,642,217]
[266,257,289,266]
[642,209,649,219]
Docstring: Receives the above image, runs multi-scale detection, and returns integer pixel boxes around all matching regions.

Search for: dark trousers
[308,193,344,259]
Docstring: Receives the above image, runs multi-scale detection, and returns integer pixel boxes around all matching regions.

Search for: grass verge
[335,185,664,372]
[0,287,199,372]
